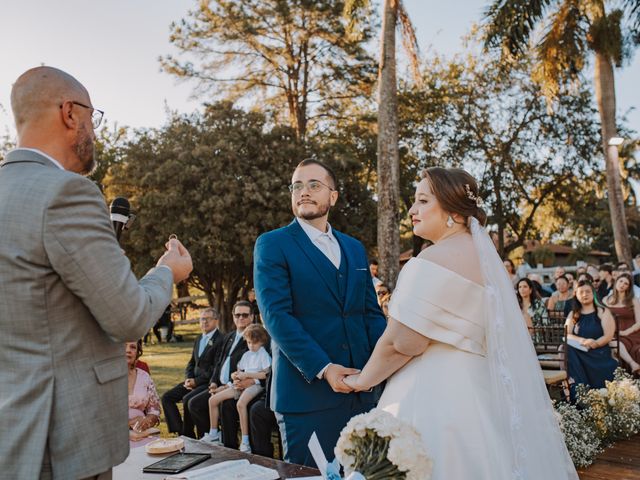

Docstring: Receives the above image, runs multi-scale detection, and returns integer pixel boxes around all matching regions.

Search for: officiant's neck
[298,216,329,233]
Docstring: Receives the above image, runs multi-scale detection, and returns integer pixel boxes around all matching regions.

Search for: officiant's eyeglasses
[60,101,104,129]
[233,312,252,319]
[288,180,335,194]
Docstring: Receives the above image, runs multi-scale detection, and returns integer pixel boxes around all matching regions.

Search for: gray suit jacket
[0,149,174,479]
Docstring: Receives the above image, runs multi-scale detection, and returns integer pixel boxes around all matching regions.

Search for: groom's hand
[324,363,360,393]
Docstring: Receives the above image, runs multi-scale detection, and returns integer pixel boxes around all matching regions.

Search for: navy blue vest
[336,242,348,303]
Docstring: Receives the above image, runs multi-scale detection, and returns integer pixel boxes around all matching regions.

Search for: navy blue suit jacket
[253,219,386,413]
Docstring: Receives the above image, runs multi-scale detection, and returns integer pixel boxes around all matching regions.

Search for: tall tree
[398,53,602,257]
[344,0,419,288]
[105,104,304,329]
[161,0,377,139]
[483,0,640,264]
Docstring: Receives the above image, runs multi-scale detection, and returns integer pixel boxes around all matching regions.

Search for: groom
[253,159,386,467]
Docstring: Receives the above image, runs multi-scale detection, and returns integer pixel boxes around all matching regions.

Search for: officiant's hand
[324,363,360,393]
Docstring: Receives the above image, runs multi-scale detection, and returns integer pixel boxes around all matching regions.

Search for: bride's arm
[349,318,430,391]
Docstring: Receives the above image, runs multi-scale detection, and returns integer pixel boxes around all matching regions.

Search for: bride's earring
[446,215,454,228]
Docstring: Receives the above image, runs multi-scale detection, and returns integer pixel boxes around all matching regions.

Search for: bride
[344,167,578,479]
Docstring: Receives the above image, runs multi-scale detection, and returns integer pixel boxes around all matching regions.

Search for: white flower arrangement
[553,401,601,468]
[554,367,640,468]
[334,408,432,480]
[576,368,640,445]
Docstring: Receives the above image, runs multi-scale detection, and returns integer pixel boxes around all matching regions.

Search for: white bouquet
[334,408,432,480]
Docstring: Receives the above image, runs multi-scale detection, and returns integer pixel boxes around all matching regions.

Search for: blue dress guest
[254,159,386,467]
[566,280,617,402]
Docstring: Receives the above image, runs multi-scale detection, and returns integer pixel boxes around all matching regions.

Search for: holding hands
[324,363,361,393]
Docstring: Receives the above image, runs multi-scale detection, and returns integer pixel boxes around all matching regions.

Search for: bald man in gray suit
[0,67,193,480]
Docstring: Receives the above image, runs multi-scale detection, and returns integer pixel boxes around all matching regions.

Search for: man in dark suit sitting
[220,371,277,456]
[189,300,252,444]
[161,308,223,438]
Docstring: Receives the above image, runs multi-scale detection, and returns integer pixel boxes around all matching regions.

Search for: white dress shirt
[198,328,217,357]
[297,218,341,269]
[219,331,243,386]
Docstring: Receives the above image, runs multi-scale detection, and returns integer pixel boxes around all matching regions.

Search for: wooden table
[114,437,321,479]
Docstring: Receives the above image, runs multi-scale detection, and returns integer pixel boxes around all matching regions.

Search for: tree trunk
[594,52,632,265]
[377,0,400,289]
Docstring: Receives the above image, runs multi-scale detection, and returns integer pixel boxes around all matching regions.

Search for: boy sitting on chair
[202,323,271,452]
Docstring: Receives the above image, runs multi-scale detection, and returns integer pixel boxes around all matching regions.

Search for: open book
[166,459,279,480]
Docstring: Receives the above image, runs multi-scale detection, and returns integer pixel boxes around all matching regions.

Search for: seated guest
[547,275,573,317]
[503,258,518,286]
[135,359,151,374]
[516,278,549,329]
[369,259,382,286]
[145,304,173,344]
[161,308,223,438]
[528,273,552,298]
[566,280,617,401]
[249,373,278,458]
[605,273,640,374]
[248,288,261,323]
[549,267,566,292]
[202,324,271,453]
[613,264,640,298]
[379,291,392,320]
[188,300,252,444]
[597,264,614,300]
[374,282,390,308]
[126,340,160,446]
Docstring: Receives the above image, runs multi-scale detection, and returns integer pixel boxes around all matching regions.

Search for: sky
[1,0,639,136]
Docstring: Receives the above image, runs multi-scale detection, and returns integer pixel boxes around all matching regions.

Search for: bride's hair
[421,167,487,226]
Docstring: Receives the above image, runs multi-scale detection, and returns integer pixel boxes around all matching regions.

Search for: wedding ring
[168,234,178,240]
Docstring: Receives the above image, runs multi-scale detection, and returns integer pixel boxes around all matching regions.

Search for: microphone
[110,197,130,242]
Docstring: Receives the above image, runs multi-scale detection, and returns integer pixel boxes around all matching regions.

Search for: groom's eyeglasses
[288,180,335,194]
[233,312,252,319]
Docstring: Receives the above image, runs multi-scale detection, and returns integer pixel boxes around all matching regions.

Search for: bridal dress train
[378,219,578,480]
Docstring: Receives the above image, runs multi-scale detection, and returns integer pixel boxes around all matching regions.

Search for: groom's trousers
[275,394,374,468]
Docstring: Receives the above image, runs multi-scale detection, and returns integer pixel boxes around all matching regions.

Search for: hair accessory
[464,184,483,207]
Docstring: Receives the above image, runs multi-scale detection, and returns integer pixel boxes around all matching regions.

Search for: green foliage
[397,49,602,256]
[160,0,378,138]
[483,0,640,100]
[105,102,378,328]
[107,103,303,329]
[89,123,129,193]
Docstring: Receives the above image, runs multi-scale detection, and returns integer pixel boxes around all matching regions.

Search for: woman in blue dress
[566,280,618,401]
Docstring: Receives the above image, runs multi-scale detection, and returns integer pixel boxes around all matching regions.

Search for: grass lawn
[142,322,201,437]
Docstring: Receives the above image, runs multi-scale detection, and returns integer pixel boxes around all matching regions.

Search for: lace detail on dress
[470,218,577,479]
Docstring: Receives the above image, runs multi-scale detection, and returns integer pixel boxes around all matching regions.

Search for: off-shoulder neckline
[409,257,485,289]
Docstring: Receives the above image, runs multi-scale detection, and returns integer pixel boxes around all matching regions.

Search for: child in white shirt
[203,323,271,453]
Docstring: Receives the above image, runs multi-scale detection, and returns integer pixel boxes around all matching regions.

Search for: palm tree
[344,0,419,288]
[484,0,640,265]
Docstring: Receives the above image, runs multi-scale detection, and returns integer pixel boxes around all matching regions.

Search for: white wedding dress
[378,220,578,480]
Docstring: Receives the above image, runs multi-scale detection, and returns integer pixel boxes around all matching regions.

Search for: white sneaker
[201,433,223,445]
[239,442,251,453]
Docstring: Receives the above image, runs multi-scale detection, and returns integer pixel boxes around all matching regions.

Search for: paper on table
[165,459,279,480]
[308,432,328,479]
